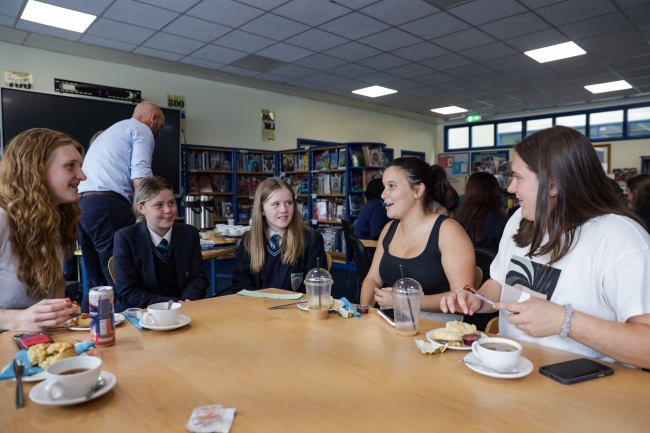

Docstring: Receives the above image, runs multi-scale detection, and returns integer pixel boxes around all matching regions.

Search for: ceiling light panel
[352,86,397,97]
[524,41,586,63]
[21,0,96,33]
[431,106,467,115]
[584,80,632,94]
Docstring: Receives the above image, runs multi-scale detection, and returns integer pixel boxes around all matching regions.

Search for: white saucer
[463,352,534,379]
[65,313,126,331]
[139,314,191,331]
[425,330,488,350]
[8,353,88,382]
[29,371,116,405]
[297,299,344,311]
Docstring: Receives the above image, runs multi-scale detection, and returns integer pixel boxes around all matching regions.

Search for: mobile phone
[13,331,55,350]
[377,308,395,327]
[539,358,614,385]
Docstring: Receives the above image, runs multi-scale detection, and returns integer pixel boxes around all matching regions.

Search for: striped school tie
[268,234,281,256]
[155,239,171,261]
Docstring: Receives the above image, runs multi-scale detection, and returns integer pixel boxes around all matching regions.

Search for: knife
[14,359,24,409]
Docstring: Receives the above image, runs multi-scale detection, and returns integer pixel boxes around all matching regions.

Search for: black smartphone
[377,308,395,326]
[539,358,614,385]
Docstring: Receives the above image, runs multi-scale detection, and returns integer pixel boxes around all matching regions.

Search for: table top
[2,289,650,432]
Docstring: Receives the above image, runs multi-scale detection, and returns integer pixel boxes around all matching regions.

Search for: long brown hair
[0,128,84,298]
[455,172,504,244]
[244,178,306,273]
[627,174,650,210]
[513,126,641,265]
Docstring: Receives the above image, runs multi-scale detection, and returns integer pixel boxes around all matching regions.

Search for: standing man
[78,101,165,311]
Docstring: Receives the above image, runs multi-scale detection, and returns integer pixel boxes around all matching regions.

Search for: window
[448,127,469,150]
[628,107,650,137]
[589,111,623,139]
[555,114,586,134]
[526,118,552,136]
[471,124,494,148]
[497,121,522,146]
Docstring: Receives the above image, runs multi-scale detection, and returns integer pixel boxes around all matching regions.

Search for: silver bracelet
[559,303,573,338]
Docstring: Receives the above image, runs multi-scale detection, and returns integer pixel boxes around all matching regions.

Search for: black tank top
[379,215,450,295]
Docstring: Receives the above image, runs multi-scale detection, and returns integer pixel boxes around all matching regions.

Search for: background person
[77,101,164,312]
[232,178,326,293]
[359,158,475,312]
[626,174,650,231]
[112,176,208,311]
[441,126,650,369]
[430,164,459,216]
[354,177,388,241]
[0,129,85,331]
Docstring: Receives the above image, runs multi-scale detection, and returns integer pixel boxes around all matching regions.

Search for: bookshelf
[235,149,278,224]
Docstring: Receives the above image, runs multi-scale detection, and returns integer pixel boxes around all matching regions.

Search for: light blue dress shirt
[78,118,155,202]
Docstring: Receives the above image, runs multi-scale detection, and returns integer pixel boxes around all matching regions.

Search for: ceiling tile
[412,72,455,85]
[300,72,347,85]
[385,63,435,78]
[613,0,650,7]
[288,80,323,90]
[133,46,183,61]
[618,66,650,80]
[505,64,554,79]
[255,72,291,83]
[45,0,114,15]
[318,12,390,40]
[535,0,617,26]
[163,16,231,42]
[479,12,550,40]
[273,0,350,26]
[143,32,205,55]
[186,0,265,27]
[103,0,179,30]
[447,0,526,26]
[0,14,15,26]
[294,53,348,69]
[86,18,156,45]
[357,71,401,84]
[329,79,368,91]
[432,28,496,51]
[191,44,249,63]
[390,41,449,62]
[80,34,136,52]
[229,53,286,71]
[502,0,565,10]
[323,42,382,61]
[459,42,518,62]
[219,65,261,77]
[329,63,376,78]
[445,63,494,78]
[420,53,473,70]
[543,54,600,72]
[404,86,446,96]
[360,0,439,26]
[382,79,423,91]
[605,53,650,71]
[480,54,537,71]
[319,87,348,95]
[137,0,202,13]
[571,72,622,86]
[256,42,314,62]
[231,0,290,10]
[558,12,632,41]
[595,42,650,62]
[357,53,410,70]
[503,28,568,52]
[265,64,317,79]
[213,30,280,52]
[579,29,645,53]
[1,0,25,17]
[622,3,650,26]
[15,20,82,41]
[398,12,469,40]
[435,79,473,92]
[180,56,225,69]
[239,13,310,40]
[284,28,349,51]
[327,0,379,9]
[358,28,423,51]
[468,72,516,85]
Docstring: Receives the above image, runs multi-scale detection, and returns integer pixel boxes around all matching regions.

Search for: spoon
[85,377,107,400]
[167,300,174,310]
[459,359,519,374]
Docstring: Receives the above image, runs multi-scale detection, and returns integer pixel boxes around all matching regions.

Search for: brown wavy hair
[244,178,306,273]
[0,128,84,298]
[513,126,641,265]
[627,174,650,210]
[455,171,504,244]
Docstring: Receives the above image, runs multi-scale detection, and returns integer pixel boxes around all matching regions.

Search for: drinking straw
[400,265,416,331]
[317,257,321,308]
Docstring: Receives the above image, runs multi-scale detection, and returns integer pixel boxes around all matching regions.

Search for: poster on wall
[438,152,469,177]
[262,109,275,142]
[4,70,33,89]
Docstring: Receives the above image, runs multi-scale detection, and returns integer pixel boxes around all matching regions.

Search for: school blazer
[232,228,327,293]
[113,221,208,311]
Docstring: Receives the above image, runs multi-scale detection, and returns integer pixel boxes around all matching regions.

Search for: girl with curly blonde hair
[0,128,86,331]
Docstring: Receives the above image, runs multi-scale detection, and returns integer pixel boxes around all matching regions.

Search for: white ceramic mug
[227,218,235,225]
[143,302,182,326]
[44,356,102,400]
[472,337,522,373]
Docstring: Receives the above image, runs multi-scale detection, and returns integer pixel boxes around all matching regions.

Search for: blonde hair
[244,178,305,273]
[133,176,175,223]
[0,128,84,298]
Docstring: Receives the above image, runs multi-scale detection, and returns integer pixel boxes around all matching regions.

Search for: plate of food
[297,298,344,311]
[425,320,487,350]
[65,313,125,331]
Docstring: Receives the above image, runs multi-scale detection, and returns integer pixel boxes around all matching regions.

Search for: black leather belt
[79,191,119,198]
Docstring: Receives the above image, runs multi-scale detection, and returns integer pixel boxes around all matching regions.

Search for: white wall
[0,41,436,158]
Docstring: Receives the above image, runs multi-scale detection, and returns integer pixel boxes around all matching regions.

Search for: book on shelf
[209,152,220,170]
[189,175,199,193]
[368,146,382,167]
[247,154,262,172]
[313,150,330,171]
[222,159,231,171]
[363,169,382,188]
[322,229,336,252]
[349,195,363,215]
[329,151,339,169]
[298,153,309,171]
[338,148,346,168]
[212,175,229,193]
[262,154,275,173]
[350,171,363,191]
[237,200,252,222]
[237,177,249,196]
[282,154,295,172]
[249,178,260,196]
[613,168,637,182]
[381,150,390,168]
[350,147,365,167]
[331,175,342,194]
[199,175,213,192]
[222,202,234,219]
[315,226,345,253]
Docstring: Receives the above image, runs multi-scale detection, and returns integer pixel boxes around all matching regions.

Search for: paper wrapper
[336,307,356,318]
[415,340,448,355]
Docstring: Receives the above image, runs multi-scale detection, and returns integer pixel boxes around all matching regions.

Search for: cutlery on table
[459,359,519,374]
[85,377,107,400]
[268,301,304,310]
[14,359,24,408]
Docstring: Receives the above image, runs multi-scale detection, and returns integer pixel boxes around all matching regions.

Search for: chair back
[347,234,370,283]
[341,219,354,261]
[475,247,496,286]
[485,317,499,334]
[325,252,332,271]
[108,256,115,282]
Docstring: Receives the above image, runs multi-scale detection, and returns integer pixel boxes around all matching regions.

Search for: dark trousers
[78,193,133,312]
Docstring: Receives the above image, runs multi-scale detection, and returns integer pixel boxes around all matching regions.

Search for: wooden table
[2,289,650,432]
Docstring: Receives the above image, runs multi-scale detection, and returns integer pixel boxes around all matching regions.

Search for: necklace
[399,217,425,250]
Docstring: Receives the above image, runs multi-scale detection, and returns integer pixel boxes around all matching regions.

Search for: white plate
[139,314,191,331]
[7,353,89,382]
[29,371,116,406]
[65,313,125,331]
[297,299,345,312]
[463,352,534,379]
[425,330,488,351]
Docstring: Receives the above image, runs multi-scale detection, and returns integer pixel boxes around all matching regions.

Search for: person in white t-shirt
[441,125,650,369]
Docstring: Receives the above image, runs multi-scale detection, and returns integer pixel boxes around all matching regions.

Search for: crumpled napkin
[415,340,447,355]
[186,407,236,433]
[336,297,361,318]
[0,341,95,380]
[237,290,303,300]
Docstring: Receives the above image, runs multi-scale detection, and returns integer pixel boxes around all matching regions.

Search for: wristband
[559,303,573,338]
[476,298,485,313]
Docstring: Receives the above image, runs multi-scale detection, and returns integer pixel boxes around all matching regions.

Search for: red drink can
[89,286,116,347]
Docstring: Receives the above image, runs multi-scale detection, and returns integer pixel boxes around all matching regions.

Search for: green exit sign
[466,113,482,123]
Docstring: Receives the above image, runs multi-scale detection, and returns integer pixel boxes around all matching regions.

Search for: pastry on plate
[27,342,76,368]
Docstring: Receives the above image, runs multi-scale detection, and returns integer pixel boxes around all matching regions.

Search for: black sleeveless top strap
[379,215,450,295]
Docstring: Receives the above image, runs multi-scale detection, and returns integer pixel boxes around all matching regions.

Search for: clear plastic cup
[304,267,333,320]
[392,278,423,336]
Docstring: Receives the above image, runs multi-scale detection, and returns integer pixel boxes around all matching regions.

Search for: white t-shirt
[491,208,650,362]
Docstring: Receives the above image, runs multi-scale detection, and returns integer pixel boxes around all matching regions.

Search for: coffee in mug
[44,356,102,400]
[472,337,522,373]
[143,302,182,326]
